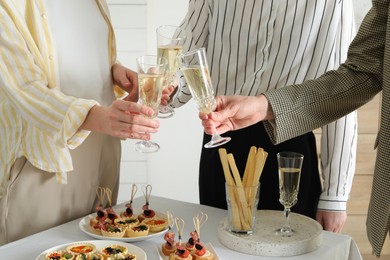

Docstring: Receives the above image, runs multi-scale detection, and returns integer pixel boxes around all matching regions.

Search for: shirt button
[41,14,47,19]
[49,55,53,60]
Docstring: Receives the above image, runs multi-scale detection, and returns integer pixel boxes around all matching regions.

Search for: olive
[195,243,204,250]
[97,210,105,218]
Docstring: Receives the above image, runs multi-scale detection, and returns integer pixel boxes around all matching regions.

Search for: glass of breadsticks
[219,147,267,234]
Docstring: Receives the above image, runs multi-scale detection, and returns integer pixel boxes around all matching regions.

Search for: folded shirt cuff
[317,197,348,211]
[60,99,99,149]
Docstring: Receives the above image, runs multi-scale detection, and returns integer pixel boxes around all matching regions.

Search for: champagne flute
[135,55,168,153]
[156,25,186,118]
[276,152,304,237]
[178,47,231,148]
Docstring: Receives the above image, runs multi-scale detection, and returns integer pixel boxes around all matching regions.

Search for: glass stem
[283,207,292,232]
[211,122,218,137]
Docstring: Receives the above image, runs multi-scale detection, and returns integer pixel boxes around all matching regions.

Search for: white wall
[144,0,202,203]
[354,0,372,28]
[109,0,201,204]
[112,0,373,204]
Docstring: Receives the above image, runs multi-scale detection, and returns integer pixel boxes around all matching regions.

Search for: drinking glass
[276,152,304,237]
[156,25,186,118]
[135,55,168,153]
[226,183,260,234]
[177,47,231,148]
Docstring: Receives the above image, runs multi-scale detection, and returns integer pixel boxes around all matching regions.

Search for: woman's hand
[81,100,160,140]
[112,63,139,102]
[160,85,176,106]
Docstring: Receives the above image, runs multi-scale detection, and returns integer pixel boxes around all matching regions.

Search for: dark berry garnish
[133,225,148,231]
[97,210,105,218]
[106,247,122,254]
[126,208,133,215]
[195,243,204,250]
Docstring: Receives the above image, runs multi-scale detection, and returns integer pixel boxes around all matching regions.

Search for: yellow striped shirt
[0,0,117,199]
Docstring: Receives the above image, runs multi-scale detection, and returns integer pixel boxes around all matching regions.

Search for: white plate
[156,242,220,260]
[79,213,168,242]
[36,240,146,260]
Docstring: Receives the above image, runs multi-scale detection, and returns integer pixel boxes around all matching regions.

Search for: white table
[0,196,362,260]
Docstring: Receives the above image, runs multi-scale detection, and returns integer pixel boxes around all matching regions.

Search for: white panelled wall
[108,0,372,204]
[107,0,198,204]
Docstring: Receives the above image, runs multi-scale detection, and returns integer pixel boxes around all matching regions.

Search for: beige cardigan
[0,0,117,198]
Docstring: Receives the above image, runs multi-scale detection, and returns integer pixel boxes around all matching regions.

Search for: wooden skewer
[175,218,185,245]
[96,187,106,207]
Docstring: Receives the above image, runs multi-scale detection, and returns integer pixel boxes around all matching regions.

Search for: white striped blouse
[0,0,116,200]
[173,0,358,211]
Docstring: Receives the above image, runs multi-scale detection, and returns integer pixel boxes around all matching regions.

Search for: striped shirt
[0,0,116,199]
[173,0,358,211]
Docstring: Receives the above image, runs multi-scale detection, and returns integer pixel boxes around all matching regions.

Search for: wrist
[257,94,274,120]
[80,105,105,133]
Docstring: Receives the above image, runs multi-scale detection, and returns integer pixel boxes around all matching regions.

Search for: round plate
[36,240,146,260]
[79,213,168,242]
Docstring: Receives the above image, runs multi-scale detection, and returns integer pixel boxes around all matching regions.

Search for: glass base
[135,140,160,153]
[204,136,231,148]
[275,227,295,237]
[157,105,174,119]
[228,228,254,235]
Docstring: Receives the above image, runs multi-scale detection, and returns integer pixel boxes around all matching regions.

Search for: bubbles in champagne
[181,66,215,113]
[138,73,165,117]
[157,45,183,86]
[278,167,301,208]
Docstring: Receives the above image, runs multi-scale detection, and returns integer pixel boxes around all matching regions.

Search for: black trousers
[199,122,322,219]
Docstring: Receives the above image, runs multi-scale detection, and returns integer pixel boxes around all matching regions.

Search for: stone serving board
[218,210,322,256]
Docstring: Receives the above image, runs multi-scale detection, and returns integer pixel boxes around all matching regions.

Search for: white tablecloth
[0,196,362,260]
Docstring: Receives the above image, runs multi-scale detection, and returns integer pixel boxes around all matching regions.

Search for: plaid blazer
[264,0,389,257]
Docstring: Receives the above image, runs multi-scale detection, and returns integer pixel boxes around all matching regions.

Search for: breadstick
[219,149,241,229]
[227,153,251,230]
[243,146,257,201]
[218,148,234,185]
[248,149,268,206]
[253,149,268,186]
[243,146,257,187]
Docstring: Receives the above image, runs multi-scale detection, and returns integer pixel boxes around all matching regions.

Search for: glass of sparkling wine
[276,152,304,237]
[135,55,168,153]
[156,25,186,118]
[177,47,231,148]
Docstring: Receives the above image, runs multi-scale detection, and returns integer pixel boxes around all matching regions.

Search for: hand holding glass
[135,55,168,153]
[156,25,186,118]
[178,47,231,148]
[276,152,304,237]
